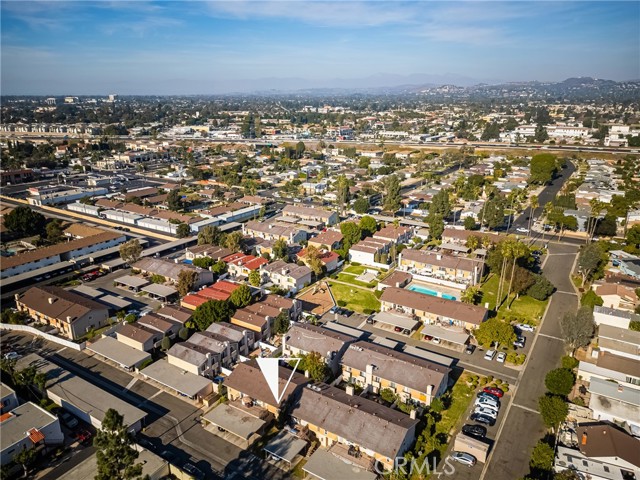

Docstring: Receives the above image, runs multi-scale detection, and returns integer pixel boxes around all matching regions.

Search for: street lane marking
[537,333,564,341]
[512,403,540,414]
[555,290,578,295]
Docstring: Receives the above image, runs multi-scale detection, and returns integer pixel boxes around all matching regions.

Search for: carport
[303,449,377,480]
[420,324,469,345]
[88,336,151,371]
[263,431,308,470]
[96,294,132,312]
[202,403,268,448]
[141,284,178,302]
[114,275,149,292]
[139,359,213,400]
[373,311,420,332]
[439,242,470,254]
[454,433,490,463]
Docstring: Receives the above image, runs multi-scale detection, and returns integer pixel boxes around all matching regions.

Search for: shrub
[337,300,347,307]
[363,309,375,315]
[561,355,579,370]
[380,388,396,403]
[572,397,585,406]
[138,358,153,370]
[429,397,445,413]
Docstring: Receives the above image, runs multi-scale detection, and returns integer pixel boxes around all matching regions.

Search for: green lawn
[342,264,383,275]
[480,274,548,323]
[335,273,377,288]
[327,281,381,313]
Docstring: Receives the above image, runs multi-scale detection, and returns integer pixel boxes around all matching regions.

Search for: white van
[483,350,496,361]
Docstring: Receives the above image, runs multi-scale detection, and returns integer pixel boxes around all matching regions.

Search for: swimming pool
[407,284,457,301]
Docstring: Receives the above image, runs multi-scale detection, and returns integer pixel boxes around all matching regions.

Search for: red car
[75,430,92,444]
[483,387,504,398]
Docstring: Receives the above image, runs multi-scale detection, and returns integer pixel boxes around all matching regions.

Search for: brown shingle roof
[577,423,640,467]
[17,286,107,323]
[380,287,488,325]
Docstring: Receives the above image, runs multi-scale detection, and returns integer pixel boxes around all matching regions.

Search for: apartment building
[373,225,412,245]
[243,220,307,244]
[16,287,109,340]
[398,249,485,286]
[340,341,450,406]
[380,287,488,330]
[283,323,355,374]
[282,205,339,226]
[260,260,312,293]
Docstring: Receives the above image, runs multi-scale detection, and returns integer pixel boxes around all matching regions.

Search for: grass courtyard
[480,274,548,324]
[327,280,381,314]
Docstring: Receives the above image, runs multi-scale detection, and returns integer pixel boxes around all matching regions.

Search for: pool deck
[405,280,464,300]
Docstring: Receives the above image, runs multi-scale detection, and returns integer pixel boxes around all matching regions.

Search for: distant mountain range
[236,75,639,99]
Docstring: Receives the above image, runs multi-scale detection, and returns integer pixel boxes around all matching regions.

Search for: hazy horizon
[2,1,638,95]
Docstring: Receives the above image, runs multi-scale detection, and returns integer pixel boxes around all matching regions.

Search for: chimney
[66,316,72,323]
[14,294,19,301]
[48,297,55,304]
[410,409,417,420]
[581,432,588,445]
[304,370,310,378]
[436,254,442,261]
[484,302,490,309]
[346,385,354,396]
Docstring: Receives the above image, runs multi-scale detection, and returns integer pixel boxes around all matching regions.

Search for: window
[389,382,396,389]
[603,466,610,473]
[404,386,410,393]
[626,376,640,386]
[374,376,381,382]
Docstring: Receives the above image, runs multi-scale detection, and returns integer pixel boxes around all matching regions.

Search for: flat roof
[371,336,399,349]
[72,285,104,298]
[302,449,377,480]
[140,359,211,398]
[403,345,456,368]
[114,275,150,288]
[373,311,421,330]
[1,402,57,451]
[87,336,151,369]
[96,294,132,310]
[420,324,469,345]
[18,353,147,428]
[141,283,177,297]
[321,322,366,338]
[203,404,266,440]
[264,430,307,464]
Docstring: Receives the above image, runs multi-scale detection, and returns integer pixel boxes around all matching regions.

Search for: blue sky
[1,1,638,95]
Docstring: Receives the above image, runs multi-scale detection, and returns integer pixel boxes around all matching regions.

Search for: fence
[0,323,86,350]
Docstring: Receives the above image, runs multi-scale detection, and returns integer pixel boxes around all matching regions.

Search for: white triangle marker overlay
[256,357,301,404]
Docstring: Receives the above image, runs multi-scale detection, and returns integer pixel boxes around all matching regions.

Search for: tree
[545,368,575,396]
[481,122,501,141]
[225,231,244,252]
[229,284,252,309]
[353,197,369,214]
[595,214,617,237]
[474,318,516,348]
[463,216,477,230]
[560,306,595,351]
[335,174,350,215]
[426,214,445,240]
[94,409,143,480]
[534,123,549,143]
[14,446,38,477]
[273,238,289,261]
[511,266,535,299]
[1,309,28,325]
[166,189,182,211]
[529,440,555,471]
[581,290,604,309]
[526,274,555,300]
[381,174,401,212]
[577,243,604,285]
[480,198,506,230]
[629,321,640,332]
[160,336,171,351]
[177,269,198,296]
[192,299,233,331]
[248,270,261,287]
[273,311,290,335]
[429,189,451,218]
[211,260,227,275]
[4,206,46,236]
[176,222,191,238]
[192,257,216,269]
[359,216,377,237]
[119,239,142,265]
[198,225,222,246]
[178,327,190,340]
[303,245,325,277]
[538,394,568,430]
[46,219,64,242]
[461,286,480,304]
[340,222,362,249]
[298,351,330,382]
[529,153,557,184]
[626,224,640,251]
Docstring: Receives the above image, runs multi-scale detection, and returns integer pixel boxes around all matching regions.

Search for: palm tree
[528,195,539,233]
[506,241,529,309]
[461,286,480,304]
[588,199,605,243]
[496,239,516,309]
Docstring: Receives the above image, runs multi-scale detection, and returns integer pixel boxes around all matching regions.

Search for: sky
[1,1,638,95]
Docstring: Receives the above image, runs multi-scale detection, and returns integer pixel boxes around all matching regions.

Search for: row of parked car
[449,387,505,467]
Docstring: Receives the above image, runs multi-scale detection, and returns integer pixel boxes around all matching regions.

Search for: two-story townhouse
[243,220,307,244]
[597,325,640,361]
[578,351,640,389]
[308,230,343,251]
[282,205,338,227]
[441,228,501,247]
[137,313,181,339]
[116,323,159,352]
[349,238,392,267]
[398,249,485,286]
[340,341,450,406]
[184,245,233,262]
[132,258,214,289]
[373,225,413,245]
[222,253,269,278]
[379,287,488,331]
[283,323,355,374]
[593,306,640,329]
[260,260,313,293]
[206,322,256,357]
[594,284,639,311]
[224,362,308,416]
[289,383,418,470]
[15,287,109,340]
